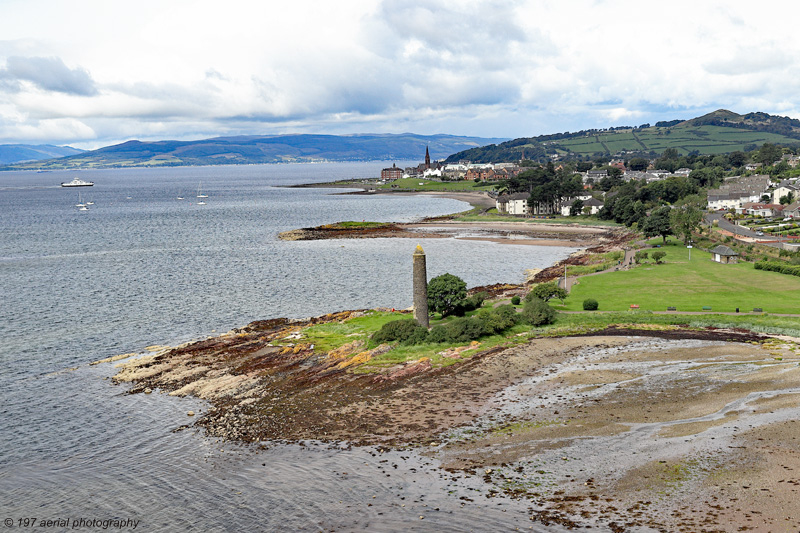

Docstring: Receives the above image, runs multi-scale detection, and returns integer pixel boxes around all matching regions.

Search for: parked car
[756,231,764,236]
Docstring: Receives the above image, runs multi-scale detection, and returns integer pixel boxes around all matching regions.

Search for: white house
[496,192,529,216]
[736,203,785,217]
[707,175,771,211]
[772,180,800,204]
[783,200,800,219]
[559,197,604,216]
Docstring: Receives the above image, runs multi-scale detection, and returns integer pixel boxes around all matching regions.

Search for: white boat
[197,183,208,198]
[76,193,89,211]
[61,177,94,187]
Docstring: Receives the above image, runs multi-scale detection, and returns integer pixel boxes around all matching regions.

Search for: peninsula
[110,187,800,531]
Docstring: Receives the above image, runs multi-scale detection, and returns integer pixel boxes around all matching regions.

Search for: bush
[754,260,800,277]
[583,298,599,311]
[521,297,556,326]
[651,250,666,264]
[452,291,488,316]
[428,273,468,318]
[511,295,521,305]
[426,325,451,344]
[442,316,486,343]
[479,305,519,334]
[371,319,426,344]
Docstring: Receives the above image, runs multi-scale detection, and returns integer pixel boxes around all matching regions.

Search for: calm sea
[0,163,578,532]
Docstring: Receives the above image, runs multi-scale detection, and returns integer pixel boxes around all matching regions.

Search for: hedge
[754,260,800,277]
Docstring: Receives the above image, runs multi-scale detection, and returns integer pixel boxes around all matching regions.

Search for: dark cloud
[0,56,98,96]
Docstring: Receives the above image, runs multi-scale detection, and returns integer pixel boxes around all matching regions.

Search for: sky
[1,0,799,149]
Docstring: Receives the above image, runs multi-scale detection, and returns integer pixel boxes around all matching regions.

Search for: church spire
[425,146,431,169]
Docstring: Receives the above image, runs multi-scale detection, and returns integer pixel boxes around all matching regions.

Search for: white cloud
[1,0,800,147]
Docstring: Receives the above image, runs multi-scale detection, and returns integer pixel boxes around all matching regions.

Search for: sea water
[0,163,578,531]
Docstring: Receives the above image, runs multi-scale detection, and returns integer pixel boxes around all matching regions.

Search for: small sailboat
[76,192,86,208]
[197,183,208,199]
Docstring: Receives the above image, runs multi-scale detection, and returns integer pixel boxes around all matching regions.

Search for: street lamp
[687,244,692,261]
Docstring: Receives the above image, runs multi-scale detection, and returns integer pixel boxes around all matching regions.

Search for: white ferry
[61,177,94,187]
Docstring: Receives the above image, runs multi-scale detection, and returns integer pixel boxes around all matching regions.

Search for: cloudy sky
[1,0,798,149]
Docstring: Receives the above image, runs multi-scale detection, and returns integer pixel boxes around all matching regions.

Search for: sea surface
[0,163,579,532]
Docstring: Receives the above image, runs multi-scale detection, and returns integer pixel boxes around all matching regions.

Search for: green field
[555,125,797,156]
[377,177,496,192]
[555,238,800,314]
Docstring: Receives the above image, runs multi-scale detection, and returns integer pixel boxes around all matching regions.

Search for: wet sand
[112,318,800,532]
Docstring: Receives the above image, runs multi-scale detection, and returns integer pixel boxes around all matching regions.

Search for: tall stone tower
[412,245,429,327]
[424,146,431,170]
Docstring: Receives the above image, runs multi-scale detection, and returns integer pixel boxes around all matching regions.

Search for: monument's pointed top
[414,244,425,254]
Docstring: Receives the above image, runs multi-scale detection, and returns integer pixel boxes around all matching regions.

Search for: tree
[669,195,704,244]
[628,157,650,171]
[640,206,672,243]
[569,199,584,216]
[756,143,782,167]
[780,192,796,205]
[529,281,568,304]
[729,151,748,168]
[427,273,467,318]
[634,250,649,263]
[651,250,666,264]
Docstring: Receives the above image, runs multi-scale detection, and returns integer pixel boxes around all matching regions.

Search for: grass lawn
[378,177,496,192]
[556,238,800,314]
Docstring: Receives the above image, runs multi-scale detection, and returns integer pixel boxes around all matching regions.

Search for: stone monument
[412,244,429,327]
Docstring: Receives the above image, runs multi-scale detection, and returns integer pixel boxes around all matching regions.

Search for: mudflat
[112,317,800,532]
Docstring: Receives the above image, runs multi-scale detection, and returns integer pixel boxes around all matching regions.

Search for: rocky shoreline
[110,187,800,531]
[111,313,800,531]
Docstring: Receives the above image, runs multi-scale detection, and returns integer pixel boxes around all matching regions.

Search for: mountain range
[0,134,506,170]
[5,110,800,170]
[0,144,83,165]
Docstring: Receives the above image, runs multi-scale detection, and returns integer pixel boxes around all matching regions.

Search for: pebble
[188,411,195,416]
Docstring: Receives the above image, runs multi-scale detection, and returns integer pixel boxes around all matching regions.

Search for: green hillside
[553,125,794,156]
[445,110,800,163]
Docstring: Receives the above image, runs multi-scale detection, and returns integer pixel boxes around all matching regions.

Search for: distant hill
[1,134,506,170]
[0,144,83,165]
[445,110,800,163]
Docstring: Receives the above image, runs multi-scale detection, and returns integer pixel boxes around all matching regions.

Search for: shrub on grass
[453,291,489,316]
[426,325,451,344]
[651,250,666,264]
[371,319,425,344]
[511,295,521,305]
[479,305,519,334]
[583,298,599,311]
[443,316,487,343]
[521,297,556,326]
